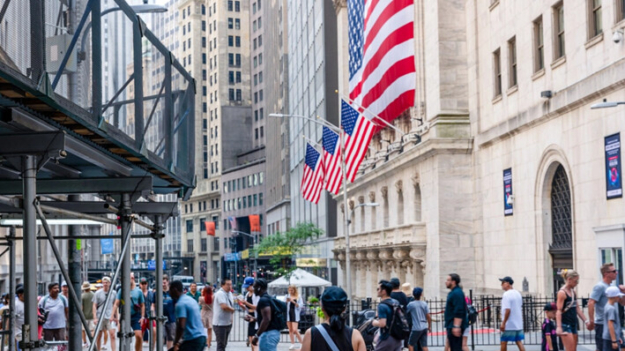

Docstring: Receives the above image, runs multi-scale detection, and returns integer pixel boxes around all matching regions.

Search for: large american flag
[322,126,343,195]
[301,144,325,204]
[348,0,415,126]
[341,100,376,182]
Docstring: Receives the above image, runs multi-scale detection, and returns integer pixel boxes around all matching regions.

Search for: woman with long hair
[301,286,366,351]
[286,285,304,348]
[556,270,590,351]
[199,286,214,349]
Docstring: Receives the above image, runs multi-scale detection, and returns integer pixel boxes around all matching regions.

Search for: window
[253,3,257,14]
[260,126,264,138]
[235,19,240,30]
[254,57,258,68]
[236,54,241,66]
[202,21,206,31]
[617,0,625,22]
[258,35,262,47]
[243,197,247,208]
[229,89,235,101]
[588,0,602,38]
[255,128,259,140]
[229,71,235,84]
[200,219,206,231]
[229,54,234,66]
[258,17,262,29]
[228,36,234,47]
[236,89,242,101]
[186,220,193,233]
[201,238,207,252]
[259,193,263,205]
[253,38,257,50]
[235,36,241,47]
[228,18,233,29]
[259,71,263,83]
[235,1,240,12]
[553,3,565,59]
[202,4,206,15]
[259,53,263,64]
[260,108,263,119]
[254,92,258,103]
[203,69,207,80]
[253,20,257,32]
[228,0,233,11]
[534,17,544,72]
[213,216,219,229]
[508,37,517,88]
[254,74,258,86]
[236,72,241,83]
[259,90,263,101]
[202,53,206,64]
[203,119,207,129]
[255,110,259,121]
[493,48,502,98]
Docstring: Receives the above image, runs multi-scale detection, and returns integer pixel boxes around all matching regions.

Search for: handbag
[315,325,340,351]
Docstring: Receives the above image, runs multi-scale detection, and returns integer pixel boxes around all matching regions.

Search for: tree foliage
[252,222,323,278]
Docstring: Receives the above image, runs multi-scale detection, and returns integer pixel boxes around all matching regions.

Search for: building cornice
[332,0,347,14]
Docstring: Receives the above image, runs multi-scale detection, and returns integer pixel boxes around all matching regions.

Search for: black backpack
[467,303,478,325]
[269,296,287,330]
[382,300,410,340]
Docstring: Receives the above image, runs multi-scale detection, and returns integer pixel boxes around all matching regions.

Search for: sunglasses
[608,270,618,273]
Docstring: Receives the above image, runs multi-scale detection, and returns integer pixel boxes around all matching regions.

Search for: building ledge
[551,55,566,70]
[585,32,604,50]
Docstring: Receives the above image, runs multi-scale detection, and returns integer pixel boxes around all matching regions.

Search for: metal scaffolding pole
[154,216,164,351]
[8,226,15,351]
[68,194,82,351]
[21,156,38,351]
[34,201,94,344]
[120,194,132,351]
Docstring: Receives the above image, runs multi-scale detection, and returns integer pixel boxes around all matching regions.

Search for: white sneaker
[289,344,297,350]
[102,346,108,351]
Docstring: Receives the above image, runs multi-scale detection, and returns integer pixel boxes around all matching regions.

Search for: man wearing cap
[39,282,69,342]
[603,286,624,351]
[93,276,117,351]
[61,281,69,300]
[140,277,156,351]
[81,282,95,348]
[406,287,431,351]
[499,277,525,351]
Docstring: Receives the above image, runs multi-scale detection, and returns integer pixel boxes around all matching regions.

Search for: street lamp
[268,113,341,133]
[345,202,379,324]
[591,99,625,109]
[79,4,168,61]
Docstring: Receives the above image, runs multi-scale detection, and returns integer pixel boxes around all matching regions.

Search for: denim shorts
[259,329,280,351]
[561,323,577,335]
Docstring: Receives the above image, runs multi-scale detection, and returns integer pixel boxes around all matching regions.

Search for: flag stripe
[301,144,325,204]
[363,0,413,53]
[361,57,416,109]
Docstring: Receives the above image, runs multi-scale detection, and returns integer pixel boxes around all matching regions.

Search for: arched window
[550,165,572,250]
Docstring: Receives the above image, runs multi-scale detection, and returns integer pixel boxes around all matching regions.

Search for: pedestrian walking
[169,280,207,351]
[444,274,468,351]
[113,273,145,351]
[542,303,558,351]
[390,278,408,311]
[39,282,69,341]
[238,277,259,351]
[555,270,590,351]
[61,282,69,300]
[14,286,24,348]
[589,263,624,351]
[406,287,430,351]
[162,275,177,350]
[602,286,624,351]
[186,282,201,304]
[81,281,95,348]
[213,278,235,351]
[93,276,117,351]
[286,285,304,349]
[301,286,366,351]
[251,278,281,351]
[140,277,156,351]
[199,286,214,349]
[499,276,525,351]
[373,280,403,351]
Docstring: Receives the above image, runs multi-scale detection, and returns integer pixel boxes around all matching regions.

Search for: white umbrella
[268,268,332,288]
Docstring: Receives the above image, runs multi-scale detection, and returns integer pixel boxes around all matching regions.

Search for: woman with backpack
[300,286,366,351]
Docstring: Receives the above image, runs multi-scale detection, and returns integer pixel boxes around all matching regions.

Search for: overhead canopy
[268,268,331,288]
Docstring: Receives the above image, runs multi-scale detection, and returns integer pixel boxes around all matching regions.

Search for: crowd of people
[2,262,625,351]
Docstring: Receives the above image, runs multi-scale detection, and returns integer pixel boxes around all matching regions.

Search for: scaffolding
[0,1,196,351]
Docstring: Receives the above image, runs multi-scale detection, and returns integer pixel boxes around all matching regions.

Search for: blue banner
[147,260,167,271]
[503,168,513,216]
[605,133,623,199]
[100,233,114,255]
[224,253,241,262]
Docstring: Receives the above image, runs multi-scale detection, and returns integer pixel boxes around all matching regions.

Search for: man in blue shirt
[169,280,207,351]
[113,273,145,351]
[373,280,402,351]
[162,275,177,350]
[444,274,468,351]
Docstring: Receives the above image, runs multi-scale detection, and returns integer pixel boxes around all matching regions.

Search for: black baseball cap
[499,276,514,285]
[321,286,348,308]
[544,302,556,311]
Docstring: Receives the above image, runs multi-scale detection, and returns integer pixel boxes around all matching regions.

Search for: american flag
[348,0,415,126]
[228,216,237,230]
[322,126,343,195]
[301,143,325,204]
[341,100,375,182]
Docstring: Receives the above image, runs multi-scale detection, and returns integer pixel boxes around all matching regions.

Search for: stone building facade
[332,0,625,298]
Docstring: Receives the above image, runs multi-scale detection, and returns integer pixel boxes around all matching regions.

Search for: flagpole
[336,90,406,136]
[301,134,323,150]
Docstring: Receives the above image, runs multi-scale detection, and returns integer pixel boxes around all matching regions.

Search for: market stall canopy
[268,268,332,288]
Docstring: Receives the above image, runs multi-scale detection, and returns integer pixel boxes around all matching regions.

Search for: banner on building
[101,232,114,255]
[503,168,513,216]
[249,215,261,233]
[147,260,167,271]
[205,221,215,236]
[224,252,241,262]
[605,133,623,199]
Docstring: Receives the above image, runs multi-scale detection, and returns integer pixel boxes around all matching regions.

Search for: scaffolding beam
[0,177,152,196]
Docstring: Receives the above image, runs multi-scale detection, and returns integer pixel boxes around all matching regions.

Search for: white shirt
[14,298,24,340]
[39,295,68,329]
[501,289,523,331]
[212,289,234,326]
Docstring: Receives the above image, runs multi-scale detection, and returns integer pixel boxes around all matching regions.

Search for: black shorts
[596,324,604,351]
[247,321,257,337]
[447,329,463,351]
[409,330,428,351]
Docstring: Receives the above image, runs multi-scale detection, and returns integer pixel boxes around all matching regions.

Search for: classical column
[355,251,366,298]
[393,249,409,283]
[410,246,427,288]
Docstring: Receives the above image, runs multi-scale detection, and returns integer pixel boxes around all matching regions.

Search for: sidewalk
[212,343,597,351]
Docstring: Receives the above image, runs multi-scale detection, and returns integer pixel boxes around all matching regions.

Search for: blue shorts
[131,316,141,331]
[561,323,577,335]
[501,330,525,342]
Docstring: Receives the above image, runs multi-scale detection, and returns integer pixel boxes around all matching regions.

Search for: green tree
[252,222,323,279]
